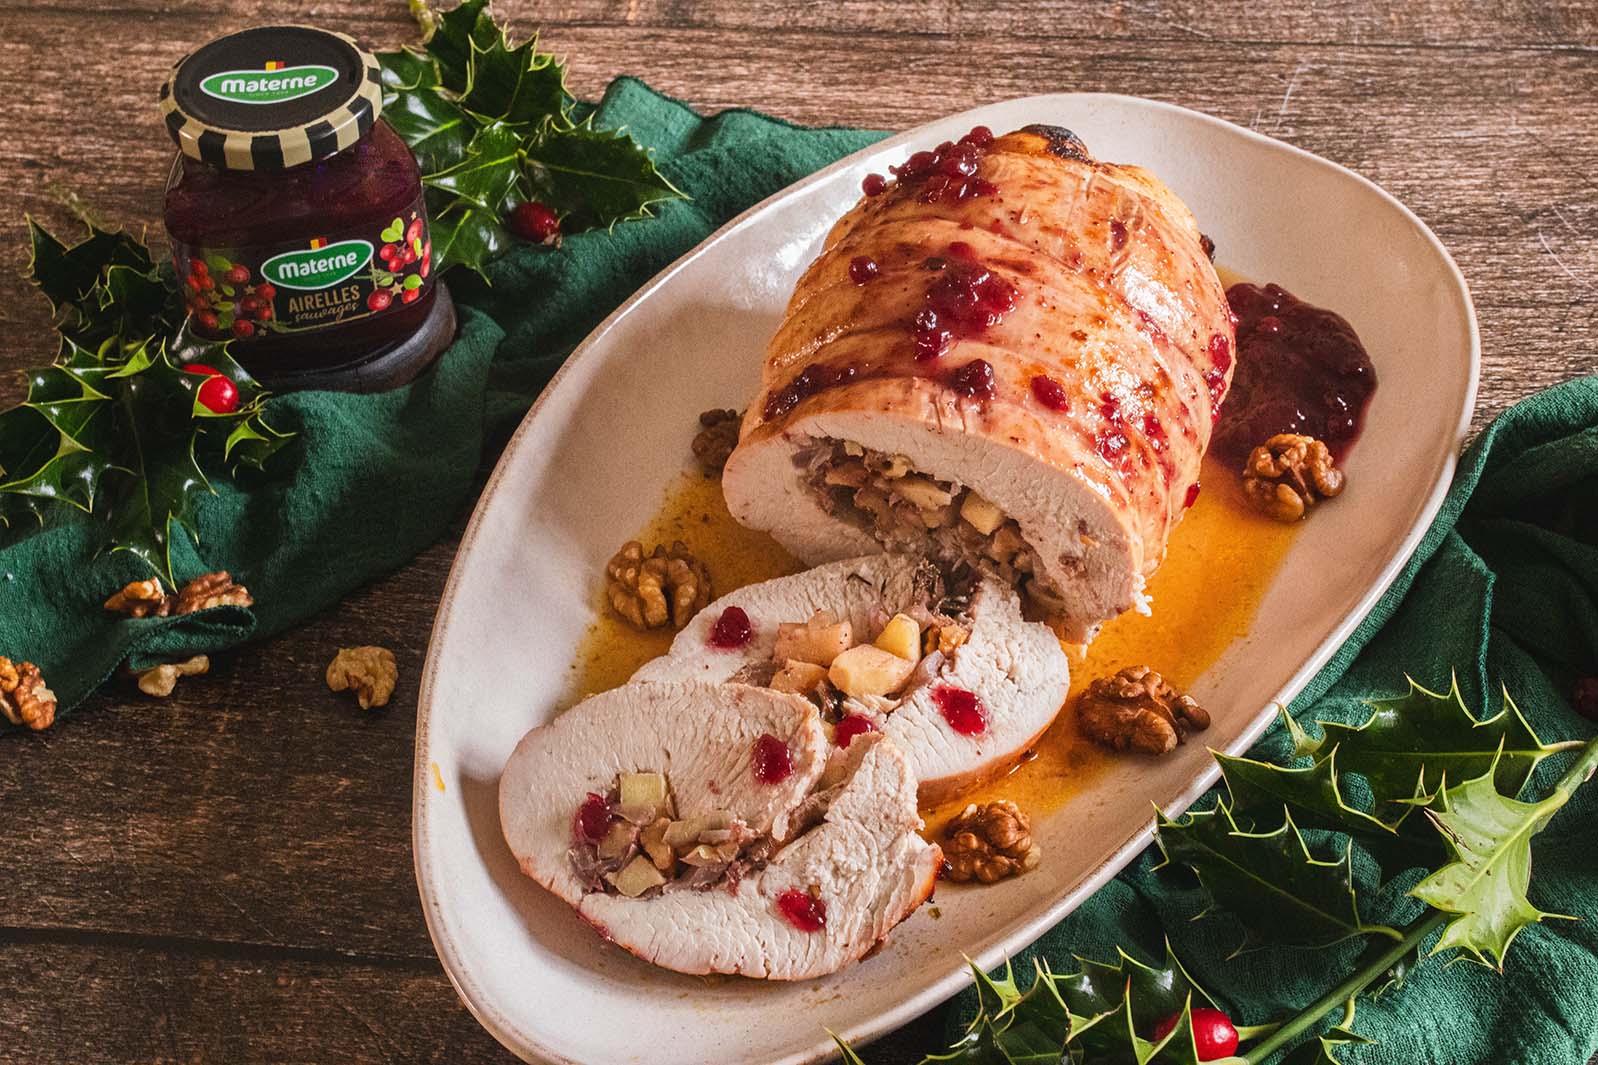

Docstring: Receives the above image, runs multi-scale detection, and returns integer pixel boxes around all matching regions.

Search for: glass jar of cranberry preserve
[160,26,456,391]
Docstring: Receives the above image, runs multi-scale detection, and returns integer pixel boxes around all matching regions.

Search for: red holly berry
[420,254,431,279]
[1151,1009,1238,1061]
[183,364,240,414]
[198,274,216,291]
[401,287,421,304]
[189,260,209,278]
[238,295,260,315]
[231,319,254,339]
[400,246,417,266]
[254,282,276,302]
[195,310,219,331]
[406,218,424,244]
[380,243,400,264]
[223,264,250,286]
[185,275,204,294]
[254,303,274,322]
[368,289,393,312]
[507,201,561,243]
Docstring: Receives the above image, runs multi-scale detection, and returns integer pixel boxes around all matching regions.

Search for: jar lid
[159,25,384,172]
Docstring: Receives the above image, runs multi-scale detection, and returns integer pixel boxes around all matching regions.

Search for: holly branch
[835,681,1597,1063]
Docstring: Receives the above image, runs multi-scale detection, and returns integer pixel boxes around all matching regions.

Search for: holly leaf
[424,0,500,92]
[418,122,525,277]
[1408,738,1598,968]
[378,0,686,279]
[524,117,684,231]
[381,78,474,175]
[1,221,294,586]
[461,31,571,127]
[1311,676,1575,806]
[1157,803,1402,952]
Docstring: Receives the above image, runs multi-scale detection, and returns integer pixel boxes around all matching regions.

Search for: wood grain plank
[1,3,1596,1063]
[2,0,1594,48]
[0,937,508,1064]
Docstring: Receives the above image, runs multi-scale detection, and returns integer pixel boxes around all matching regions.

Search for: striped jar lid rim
[160,25,383,172]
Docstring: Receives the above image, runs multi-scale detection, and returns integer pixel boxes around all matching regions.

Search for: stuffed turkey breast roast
[633,555,1071,805]
[499,680,940,980]
[722,125,1234,639]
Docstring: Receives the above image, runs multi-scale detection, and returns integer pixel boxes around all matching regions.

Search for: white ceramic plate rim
[413,92,1480,1063]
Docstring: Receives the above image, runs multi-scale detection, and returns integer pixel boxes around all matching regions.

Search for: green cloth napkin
[947,374,1598,1064]
[0,78,886,708]
[3,76,1594,1065]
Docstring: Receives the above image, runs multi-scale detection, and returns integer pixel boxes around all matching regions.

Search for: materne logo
[261,240,373,290]
[199,64,339,105]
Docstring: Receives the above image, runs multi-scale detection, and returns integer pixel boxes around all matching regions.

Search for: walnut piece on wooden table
[0,656,56,731]
[606,540,711,630]
[1241,433,1346,522]
[136,655,210,697]
[326,647,398,710]
[942,800,1042,884]
[1077,665,1209,756]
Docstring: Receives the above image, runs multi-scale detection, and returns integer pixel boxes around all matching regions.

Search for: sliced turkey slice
[632,555,1071,804]
[499,679,940,980]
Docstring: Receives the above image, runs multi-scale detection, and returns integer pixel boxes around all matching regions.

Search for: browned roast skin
[736,128,1233,602]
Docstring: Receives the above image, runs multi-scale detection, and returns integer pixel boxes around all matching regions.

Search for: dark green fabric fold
[2,77,1594,1065]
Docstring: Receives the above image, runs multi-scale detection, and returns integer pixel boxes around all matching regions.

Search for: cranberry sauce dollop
[776,889,827,932]
[913,245,1019,363]
[752,733,794,784]
[1211,283,1377,465]
[833,714,880,748]
[708,606,754,649]
[575,792,614,844]
[934,686,989,736]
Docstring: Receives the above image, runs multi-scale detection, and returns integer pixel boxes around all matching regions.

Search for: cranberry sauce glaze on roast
[1210,282,1378,466]
[723,125,1235,640]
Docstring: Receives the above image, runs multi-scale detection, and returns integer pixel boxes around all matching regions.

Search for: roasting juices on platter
[500,122,1376,982]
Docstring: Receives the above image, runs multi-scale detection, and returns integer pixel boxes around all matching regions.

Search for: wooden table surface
[3,2,1596,1062]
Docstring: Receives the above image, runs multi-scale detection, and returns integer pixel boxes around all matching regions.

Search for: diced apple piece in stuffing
[607,855,667,897]
[772,659,829,694]
[596,821,637,860]
[873,614,922,663]
[774,611,854,666]
[619,771,670,814]
[894,475,953,510]
[960,493,1005,535]
[640,818,675,870]
[829,644,916,698]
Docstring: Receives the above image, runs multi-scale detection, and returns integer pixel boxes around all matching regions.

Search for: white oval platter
[413,93,1479,1065]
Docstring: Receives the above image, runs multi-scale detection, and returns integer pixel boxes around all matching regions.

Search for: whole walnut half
[691,409,742,476]
[1078,665,1210,756]
[174,571,253,615]
[943,800,1042,884]
[326,647,398,710]
[136,655,210,698]
[0,656,56,731]
[1242,433,1346,522]
[104,578,171,618]
[606,540,711,630]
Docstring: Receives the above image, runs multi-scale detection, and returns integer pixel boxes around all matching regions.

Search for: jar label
[174,195,433,340]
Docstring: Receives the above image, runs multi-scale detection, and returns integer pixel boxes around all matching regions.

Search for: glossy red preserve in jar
[160,26,455,390]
